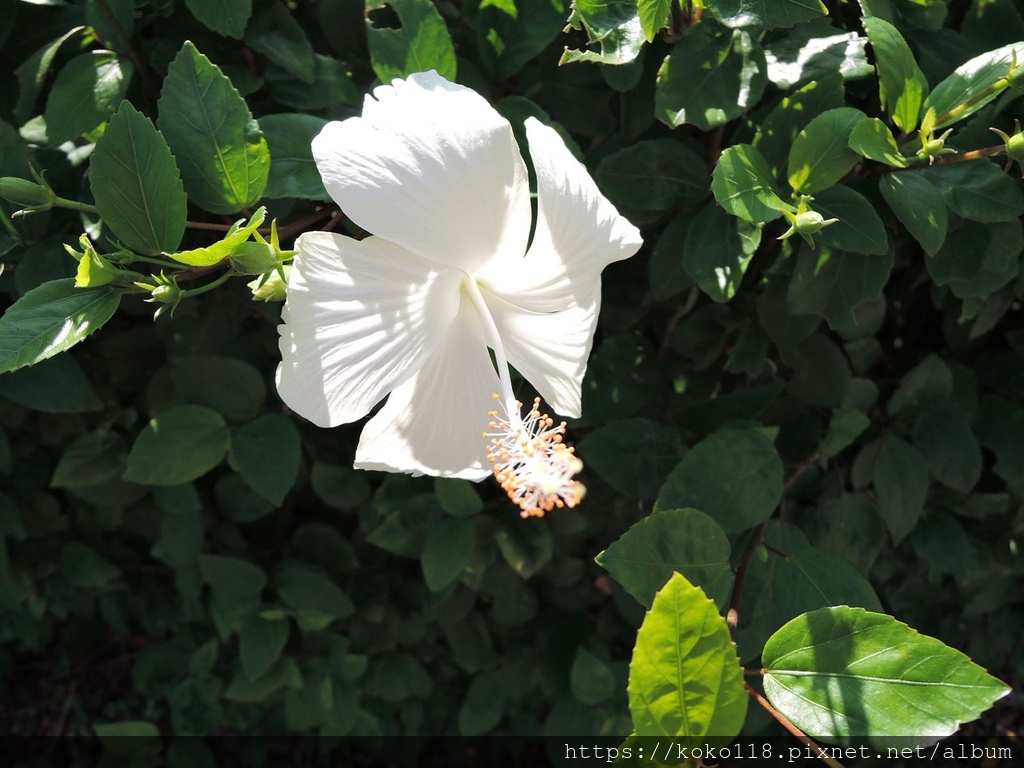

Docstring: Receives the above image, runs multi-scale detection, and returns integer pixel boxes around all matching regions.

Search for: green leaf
[656,425,783,533]
[754,75,846,176]
[90,102,187,256]
[239,614,290,681]
[366,0,457,82]
[458,670,504,736]
[781,332,852,407]
[771,547,882,621]
[571,648,616,705]
[185,0,252,38]
[597,508,733,609]
[812,185,888,255]
[158,42,270,214]
[232,414,301,505]
[887,354,952,417]
[629,573,747,740]
[683,203,761,302]
[198,554,266,637]
[787,246,893,331]
[244,2,315,83]
[922,161,1024,223]
[559,0,644,65]
[52,430,128,488]
[638,0,671,41]
[0,353,101,413]
[124,405,231,485]
[847,117,908,167]
[260,114,330,200]
[879,171,947,255]
[928,221,1021,299]
[764,24,872,89]
[595,139,709,211]
[310,463,370,510]
[656,27,767,131]
[924,42,1022,129]
[711,144,791,223]
[763,607,1010,747]
[579,418,683,498]
[862,16,929,131]
[14,26,86,123]
[913,406,982,493]
[266,54,360,111]
[169,209,266,268]
[821,493,885,573]
[820,407,871,460]
[434,478,483,517]
[0,280,120,374]
[787,107,865,193]
[61,542,120,588]
[276,561,354,626]
[421,517,477,592]
[45,52,132,145]
[873,435,928,543]
[472,0,568,79]
[706,0,827,28]
[494,517,553,579]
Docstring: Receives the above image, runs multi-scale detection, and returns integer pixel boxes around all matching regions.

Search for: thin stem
[463,276,517,415]
[746,682,846,768]
[883,145,1005,174]
[53,196,98,214]
[180,270,233,298]
[727,522,766,633]
[130,254,188,270]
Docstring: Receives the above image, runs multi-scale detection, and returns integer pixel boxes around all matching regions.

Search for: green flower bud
[794,211,837,234]
[76,250,120,288]
[248,265,291,302]
[151,283,181,302]
[230,241,281,275]
[0,177,55,208]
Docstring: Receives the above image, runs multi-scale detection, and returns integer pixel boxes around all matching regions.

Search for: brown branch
[183,206,340,240]
[881,145,1006,175]
[92,0,159,101]
[746,682,846,768]
[727,522,766,633]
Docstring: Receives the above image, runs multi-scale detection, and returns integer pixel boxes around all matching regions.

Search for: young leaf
[185,0,252,39]
[638,0,671,42]
[878,172,947,255]
[629,573,747,740]
[366,0,457,82]
[924,41,1023,129]
[0,279,121,374]
[656,27,767,131]
[656,425,783,533]
[596,508,733,609]
[90,102,188,256]
[862,16,929,132]
[763,607,1010,747]
[560,0,645,65]
[787,107,866,193]
[124,405,231,485]
[158,42,270,214]
[711,144,791,223]
[45,51,132,145]
[847,117,908,167]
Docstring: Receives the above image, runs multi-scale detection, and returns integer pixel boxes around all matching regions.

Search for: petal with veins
[482,287,599,419]
[354,299,501,480]
[277,232,461,428]
[312,71,531,275]
[479,118,643,312]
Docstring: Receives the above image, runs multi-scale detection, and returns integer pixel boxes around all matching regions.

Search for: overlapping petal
[277,232,461,428]
[354,301,501,480]
[481,288,599,418]
[478,118,643,312]
[312,72,531,275]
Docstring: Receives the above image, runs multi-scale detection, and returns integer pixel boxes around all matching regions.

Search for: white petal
[276,232,460,428]
[482,287,598,418]
[478,117,643,312]
[354,300,501,480]
[312,71,531,275]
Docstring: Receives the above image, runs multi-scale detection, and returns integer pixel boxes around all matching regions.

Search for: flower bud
[0,177,54,208]
[76,250,120,288]
[248,265,291,302]
[794,211,835,234]
[230,241,280,275]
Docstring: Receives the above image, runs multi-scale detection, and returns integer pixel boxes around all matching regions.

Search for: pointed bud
[248,265,291,302]
[0,177,55,209]
[230,241,280,275]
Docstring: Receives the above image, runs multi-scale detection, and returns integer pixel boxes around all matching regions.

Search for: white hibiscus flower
[276,71,642,516]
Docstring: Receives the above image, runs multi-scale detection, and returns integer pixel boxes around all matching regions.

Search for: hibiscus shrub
[1,0,1022,763]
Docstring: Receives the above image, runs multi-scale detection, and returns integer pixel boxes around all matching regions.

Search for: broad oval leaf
[596,508,733,609]
[638,0,671,42]
[0,279,120,374]
[878,171,947,255]
[579,418,684,498]
[90,102,187,256]
[862,16,929,132]
[232,413,301,505]
[628,572,747,740]
[560,0,645,65]
[711,144,791,223]
[707,0,827,29]
[683,202,762,302]
[873,435,928,544]
[787,245,893,331]
[847,117,907,167]
[158,42,270,214]
[45,51,132,145]
[656,424,783,533]
[260,114,330,200]
[366,0,457,82]
[124,405,231,485]
[421,517,477,592]
[596,139,710,211]
[656,27,767,131]
[924,41,1023,129]
[763,607,1010,748]
[812,185,888,255]
[787,107,865,193]
[185,0,252,38]
[921,161,1024,223]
